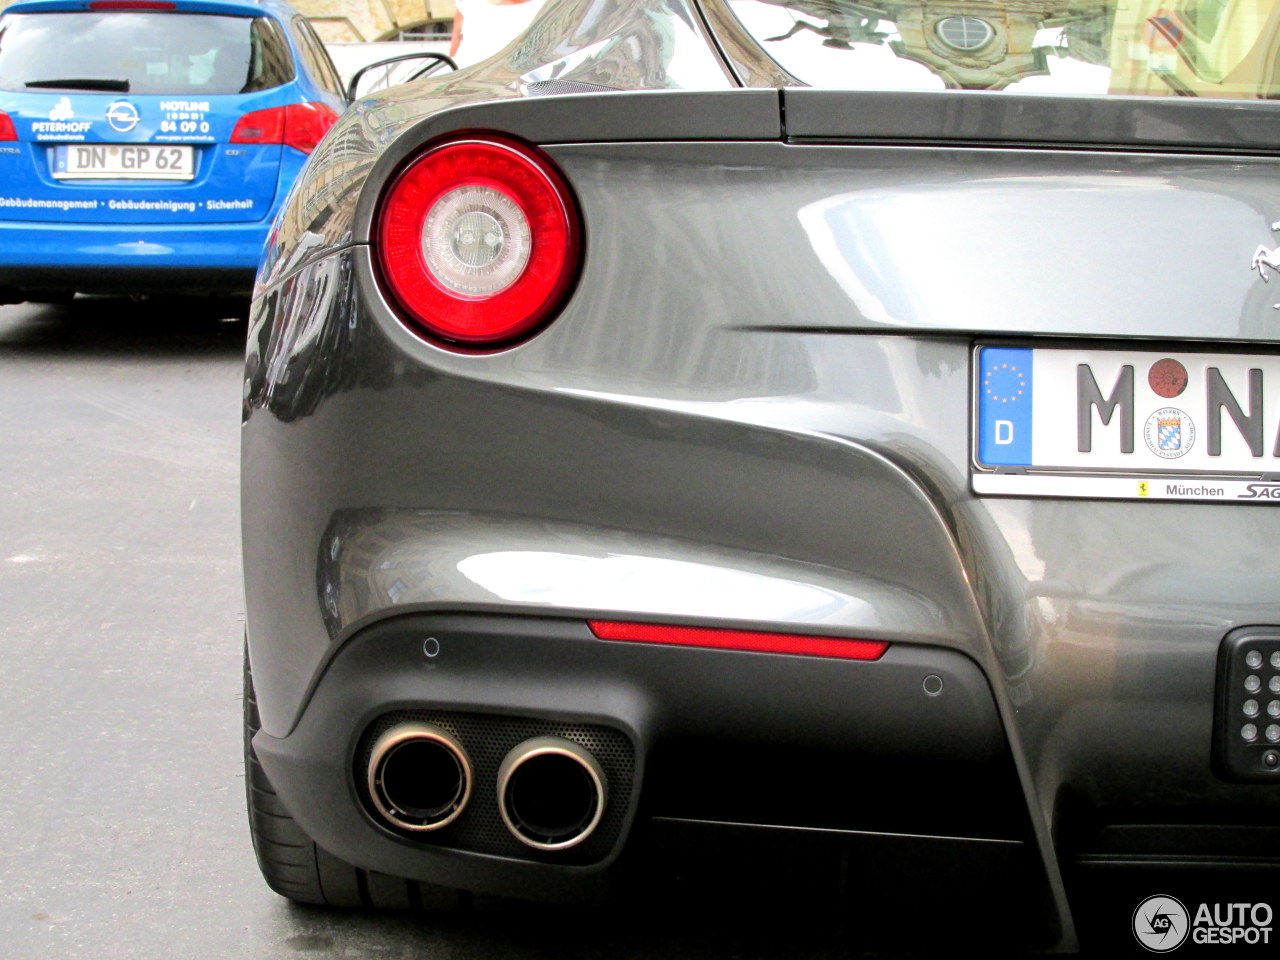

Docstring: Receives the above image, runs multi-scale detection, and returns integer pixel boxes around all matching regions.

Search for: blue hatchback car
[0,0,346,303]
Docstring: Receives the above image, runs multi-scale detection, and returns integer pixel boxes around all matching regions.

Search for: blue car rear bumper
[0,217,268,295]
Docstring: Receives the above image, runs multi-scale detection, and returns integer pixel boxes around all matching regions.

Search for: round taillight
[375,136,580,348]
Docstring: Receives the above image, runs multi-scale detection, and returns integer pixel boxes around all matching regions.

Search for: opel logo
[105,100,140,133]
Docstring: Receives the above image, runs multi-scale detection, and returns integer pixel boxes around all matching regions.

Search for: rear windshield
[0,12,295,95]
[727,0,1280,99]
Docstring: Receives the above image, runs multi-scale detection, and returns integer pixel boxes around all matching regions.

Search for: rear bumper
[252,613,1046,909]
[0,264,257,297]
[0,217,269,295]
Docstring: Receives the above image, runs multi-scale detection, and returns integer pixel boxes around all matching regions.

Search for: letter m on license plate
[971,345,1280,502]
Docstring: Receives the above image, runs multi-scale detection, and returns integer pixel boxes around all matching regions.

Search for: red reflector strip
[588,621,889,661]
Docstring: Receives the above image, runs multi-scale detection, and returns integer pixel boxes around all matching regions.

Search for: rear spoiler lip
[784,88,1280,156]
[368,87,1280,169]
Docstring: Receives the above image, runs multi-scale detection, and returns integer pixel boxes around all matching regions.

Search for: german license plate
[972,345,1280,502]
[52,144,194,180]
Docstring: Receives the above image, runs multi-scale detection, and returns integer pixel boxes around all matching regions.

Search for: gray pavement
[0,301,899,960]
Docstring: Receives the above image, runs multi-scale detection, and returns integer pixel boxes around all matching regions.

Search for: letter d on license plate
[972,345,1280,502]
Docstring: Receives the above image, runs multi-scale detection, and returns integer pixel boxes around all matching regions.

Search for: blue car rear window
[0,12,295,95]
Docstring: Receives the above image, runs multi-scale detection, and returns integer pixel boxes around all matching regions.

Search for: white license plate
[972,345,1280,502]
[52,144,194,180]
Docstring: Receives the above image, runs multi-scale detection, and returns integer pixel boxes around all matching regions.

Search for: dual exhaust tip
[366,723,472,832]
[366,723,607,851]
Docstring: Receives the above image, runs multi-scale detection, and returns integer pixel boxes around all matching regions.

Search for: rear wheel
[243,646,459,909]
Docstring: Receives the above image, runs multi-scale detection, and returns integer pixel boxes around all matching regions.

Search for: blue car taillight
[231,102,338,156]
[0,112,16,141]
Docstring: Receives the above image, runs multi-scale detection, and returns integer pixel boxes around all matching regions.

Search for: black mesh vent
[357,710,635,865]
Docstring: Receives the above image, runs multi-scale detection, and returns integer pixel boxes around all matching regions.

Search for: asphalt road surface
[0,299,967,960]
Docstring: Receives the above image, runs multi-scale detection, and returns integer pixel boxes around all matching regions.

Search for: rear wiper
[25,77,130,92]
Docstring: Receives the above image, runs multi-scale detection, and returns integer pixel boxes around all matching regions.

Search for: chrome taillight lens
[375,136,581,349]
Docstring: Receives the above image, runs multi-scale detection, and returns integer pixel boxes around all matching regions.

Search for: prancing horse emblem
[1251,220,1280,281]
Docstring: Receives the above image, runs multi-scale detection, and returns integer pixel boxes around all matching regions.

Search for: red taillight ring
[375,136,580,349]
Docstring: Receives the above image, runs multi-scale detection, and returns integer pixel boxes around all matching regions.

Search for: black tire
[243,647,459,910]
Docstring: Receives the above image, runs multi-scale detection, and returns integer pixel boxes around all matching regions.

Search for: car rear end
[0,0,341,301]
[242,0,1280,949]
